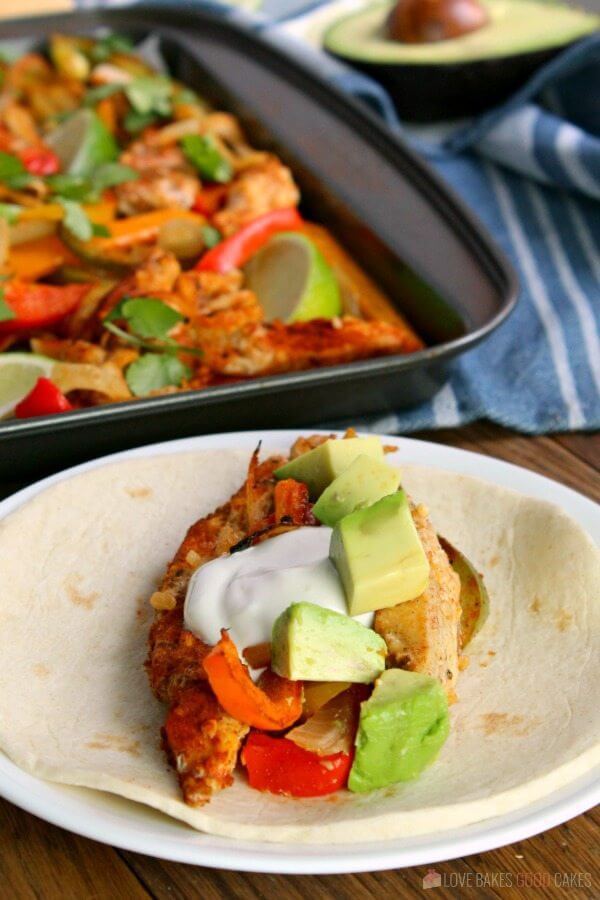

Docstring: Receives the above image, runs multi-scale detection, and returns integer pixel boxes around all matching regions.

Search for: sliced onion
[90,63,132,86]
[147,118,204,146]
[287,685,367,756]
[302,681,351,718]
[52,361,131,401]
[232,151,271,172]
[201,112,245,144]
[65,279,116,337]
[9,219,57,246]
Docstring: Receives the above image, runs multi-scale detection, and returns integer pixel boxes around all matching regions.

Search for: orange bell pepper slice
[8,235,79,281]
[18,205,64,223]
[15,201,115,225]
[90,209,205,250]
[274,478,311,525]
[203,629,302,730]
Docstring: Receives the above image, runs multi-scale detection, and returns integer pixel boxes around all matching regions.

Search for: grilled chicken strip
[115,171,200,216]
[374,503,461,699]
[163,684,249,806]
[147,434,459,805]
[116,138,200,215]
[195,316,423,378]
[214,157,300,237]
[146,452,289,805]
[92,255,424,391]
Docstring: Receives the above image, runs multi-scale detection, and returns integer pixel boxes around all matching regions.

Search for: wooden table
[1,423,598,899]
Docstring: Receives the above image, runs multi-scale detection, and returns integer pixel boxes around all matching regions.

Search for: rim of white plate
[0,429,598,874]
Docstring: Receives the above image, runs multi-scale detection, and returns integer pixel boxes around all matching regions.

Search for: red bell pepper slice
[196,207,303,273]
[0,282,91,333]
[192,184,227,216]
[15,377,72,418]
[242,732,353,798]
[18,146,61,176]
[203,629,302,730]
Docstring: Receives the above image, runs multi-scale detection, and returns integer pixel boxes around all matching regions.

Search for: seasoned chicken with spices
[144,432,474,806]
[0,32,424,419]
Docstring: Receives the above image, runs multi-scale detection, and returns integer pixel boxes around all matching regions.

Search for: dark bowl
[0,4,518,479]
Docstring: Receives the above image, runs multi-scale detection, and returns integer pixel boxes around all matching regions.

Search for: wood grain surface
[0,423,598,898]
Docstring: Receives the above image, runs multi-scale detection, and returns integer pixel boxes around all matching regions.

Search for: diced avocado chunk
[274,437,384,499]
[271,601,387,683]
[348,668,449,793]
[330,490,429,616]
[312,454,401,527]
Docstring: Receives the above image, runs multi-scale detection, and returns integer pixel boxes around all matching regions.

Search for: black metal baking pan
[0,4,517,480]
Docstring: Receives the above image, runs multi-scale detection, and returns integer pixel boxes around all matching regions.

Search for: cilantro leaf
[181,135,232,183]
[201,225,221,249]
[57,198,94,241]
[84,83,124,107]
[0,203,21,224]
[107,297,184,339]
[0,151,31,189]
[126,76,173,116]
[125,353,190,396]
[52,110,77,125]
[92,162,139,193]
[0,291,16,323]
[174,88,201,106]
[102,319,145,347]
[3,174,32,190]
[0,151,25,182]
[124,109,158,134]
[103,318,203,357]
[46,174,92,202]
[47,164,138,204]
[103,296,203,358]
[92,223,111,238]
[90,34,134,63]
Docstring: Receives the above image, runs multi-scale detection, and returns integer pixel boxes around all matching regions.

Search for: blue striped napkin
[261,4,600,433]
[81,0,600,432]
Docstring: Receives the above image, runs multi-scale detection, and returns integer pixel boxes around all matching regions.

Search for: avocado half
[324,0,599,121]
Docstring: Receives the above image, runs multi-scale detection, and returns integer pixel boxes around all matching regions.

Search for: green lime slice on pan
[244,231,342,323]
[0,353,55,419]
[47,109,118,176]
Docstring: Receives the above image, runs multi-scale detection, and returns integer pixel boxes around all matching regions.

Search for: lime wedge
[244,231,342,322]
[0,353,55,419]
[47,109,118,176]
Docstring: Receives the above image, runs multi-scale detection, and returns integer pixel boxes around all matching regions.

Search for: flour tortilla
[0,449,598,844]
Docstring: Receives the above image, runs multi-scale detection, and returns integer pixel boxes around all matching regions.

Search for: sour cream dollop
[184,527,373,651]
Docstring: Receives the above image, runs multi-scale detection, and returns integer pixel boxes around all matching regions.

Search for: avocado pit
[387,0,489,44]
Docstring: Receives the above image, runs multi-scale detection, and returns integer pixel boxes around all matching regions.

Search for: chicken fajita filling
[0,34,422,418]
[146,432,488,803]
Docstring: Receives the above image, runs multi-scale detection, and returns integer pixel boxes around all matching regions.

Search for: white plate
[0,430,598,873]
